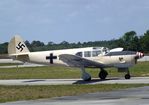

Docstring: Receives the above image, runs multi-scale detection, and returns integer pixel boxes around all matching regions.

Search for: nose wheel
[125,69,131,79]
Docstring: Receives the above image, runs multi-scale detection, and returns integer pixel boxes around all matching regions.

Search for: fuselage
[24,47,137,68]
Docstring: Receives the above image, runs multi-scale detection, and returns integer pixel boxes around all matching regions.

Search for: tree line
[0,30,149,54]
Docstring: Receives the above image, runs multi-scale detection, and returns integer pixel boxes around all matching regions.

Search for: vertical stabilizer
[8,35,30,55]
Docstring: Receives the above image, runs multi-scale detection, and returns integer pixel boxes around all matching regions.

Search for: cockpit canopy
[75,47,110,58]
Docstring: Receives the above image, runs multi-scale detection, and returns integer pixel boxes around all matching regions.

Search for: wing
[59,54,105,68]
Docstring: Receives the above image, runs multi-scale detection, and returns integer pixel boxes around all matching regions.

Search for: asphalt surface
[0,77,149,85]
[1,86,149,105]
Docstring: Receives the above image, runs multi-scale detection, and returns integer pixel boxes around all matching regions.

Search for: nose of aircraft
[136,52,144,59]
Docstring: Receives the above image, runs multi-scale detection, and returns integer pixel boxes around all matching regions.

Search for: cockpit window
[84,51,91,57]
[75,52,83,57]
[102,47,109,55]
[92,51,101,57]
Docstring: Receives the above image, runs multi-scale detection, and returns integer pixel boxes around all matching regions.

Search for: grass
[0,62,148,103]
[0,62,148,79]
[107,62,149,77]
[131,62,149,76]
[0,63,22,66]
[0,66,81,79]
[0,84,148,103]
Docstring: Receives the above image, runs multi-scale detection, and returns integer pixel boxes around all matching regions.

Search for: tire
[99,70,108,80]
[125,74,131,79]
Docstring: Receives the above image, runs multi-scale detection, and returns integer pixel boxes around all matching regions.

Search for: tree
[1,30,149,54]
[0,42,8,54]
[118,31,140,51]
[31,41,45,47]
[25,40,32,51]
[140,30,149,52]
[60,41,69,45]
[131,36,141,51]
[47,41,55,46]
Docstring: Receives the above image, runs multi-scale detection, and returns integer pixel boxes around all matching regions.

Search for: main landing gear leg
[80,67,91,81]
[125,68,131,79]
[99,68,108,80]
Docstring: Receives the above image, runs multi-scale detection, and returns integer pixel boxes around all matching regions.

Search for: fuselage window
[75,52,83,57]
[84,51,91,57]
[92,51,101,57]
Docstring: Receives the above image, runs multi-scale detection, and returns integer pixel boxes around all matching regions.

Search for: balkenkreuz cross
[46,53,57,64]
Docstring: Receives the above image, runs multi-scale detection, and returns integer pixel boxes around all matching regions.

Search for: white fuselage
[26,47,136,68]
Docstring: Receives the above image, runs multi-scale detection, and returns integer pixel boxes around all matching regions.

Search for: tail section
[8,35,30,55]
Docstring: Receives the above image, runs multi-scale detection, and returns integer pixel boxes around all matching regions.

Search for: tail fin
[8,35,30,55]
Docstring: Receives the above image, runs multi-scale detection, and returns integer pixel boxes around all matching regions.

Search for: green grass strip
[0,62,148,79]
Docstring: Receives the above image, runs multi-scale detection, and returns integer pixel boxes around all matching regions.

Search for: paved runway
[1,86,149,105]
[0,77,149,85]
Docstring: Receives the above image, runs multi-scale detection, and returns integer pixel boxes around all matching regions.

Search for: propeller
[135,52,144,64]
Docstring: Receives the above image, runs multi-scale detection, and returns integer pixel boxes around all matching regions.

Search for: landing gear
[125,70,131,79]
[125,68,131,79]
[80,67,91,81]
[99,68,108,80]
[118,68,131,79]
[125,74,131,79]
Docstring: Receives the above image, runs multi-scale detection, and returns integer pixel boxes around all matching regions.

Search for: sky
[1,0,149,43]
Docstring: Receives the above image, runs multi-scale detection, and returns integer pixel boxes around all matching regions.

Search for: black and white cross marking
[16,42,25,52]
[46,53,57,64]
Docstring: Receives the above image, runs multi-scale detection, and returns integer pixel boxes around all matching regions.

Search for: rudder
[8,35,30,55]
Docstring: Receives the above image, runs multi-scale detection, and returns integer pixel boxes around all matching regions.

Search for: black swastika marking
[46,53,57,64]
[16,42,25,52]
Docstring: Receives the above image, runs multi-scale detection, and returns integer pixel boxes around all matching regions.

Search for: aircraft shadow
[23,79,46,83]
[73,77,120,84]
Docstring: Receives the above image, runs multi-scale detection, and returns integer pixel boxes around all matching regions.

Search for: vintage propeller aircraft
[8,35,144,81]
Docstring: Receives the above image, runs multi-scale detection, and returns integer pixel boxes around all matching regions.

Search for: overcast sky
[1,0,149,43]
